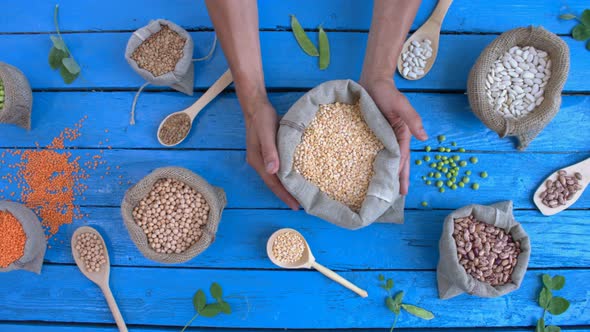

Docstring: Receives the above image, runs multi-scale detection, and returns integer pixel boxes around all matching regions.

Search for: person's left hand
[360,77,428,195]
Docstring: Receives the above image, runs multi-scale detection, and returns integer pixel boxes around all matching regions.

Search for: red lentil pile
[0,117,107,238]
[0,210,26,268]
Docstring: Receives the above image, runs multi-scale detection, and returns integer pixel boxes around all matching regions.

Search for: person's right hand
[243,97,300,210]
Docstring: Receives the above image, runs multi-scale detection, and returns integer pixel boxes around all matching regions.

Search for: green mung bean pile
[0,79,5,110]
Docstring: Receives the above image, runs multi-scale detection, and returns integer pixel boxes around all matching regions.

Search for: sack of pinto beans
[277,80,405,230]
[121,167,226,264]
[0,62,33,130]
[437,201,531,299]
[0,201,47,274]
[467,26,569,150]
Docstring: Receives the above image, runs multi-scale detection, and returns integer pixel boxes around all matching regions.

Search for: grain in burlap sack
[277,80,405,230]
[437,201,531,299]
[0,62,33,130]
[121,167,226,264]
[0,201,47,274]
[467,26,569,150]
[125,19,195,95]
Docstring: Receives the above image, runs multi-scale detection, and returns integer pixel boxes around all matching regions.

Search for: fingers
[399,157,410,195]
[256,115,280,175]
[392,94,428,141]
[391,122,411,195]
[259,171,300,210]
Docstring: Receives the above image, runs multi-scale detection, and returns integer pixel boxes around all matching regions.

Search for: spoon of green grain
[157,69,233,147]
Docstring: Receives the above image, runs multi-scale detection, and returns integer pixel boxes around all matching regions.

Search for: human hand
[360,77,428,195]
[243,97,300,210]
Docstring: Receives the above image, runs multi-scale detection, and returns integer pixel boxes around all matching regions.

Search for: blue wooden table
[1,1,589,331]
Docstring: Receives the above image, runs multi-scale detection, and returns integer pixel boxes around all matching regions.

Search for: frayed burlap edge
[467,26,569,150]
[121,167,226,264]
[0,62,33,130]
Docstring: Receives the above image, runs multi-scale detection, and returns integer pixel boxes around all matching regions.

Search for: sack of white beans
[467,26,569,150]
[0,62,33,130]
[437,201,531,299]
[277,80,405,230]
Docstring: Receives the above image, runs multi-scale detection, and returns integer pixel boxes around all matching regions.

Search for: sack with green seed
[467,26,569,150]
[437,201,531,299]
[0,62,33,130]
[277,80,405,230]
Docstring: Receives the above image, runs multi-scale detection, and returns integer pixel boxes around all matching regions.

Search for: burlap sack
[277,80,405,230]
[0,62,33,130]
[467,26,569,150]
[125,19,195,95]
[0,201,47,274]
[121,167,226,264]
[437,201,531,299]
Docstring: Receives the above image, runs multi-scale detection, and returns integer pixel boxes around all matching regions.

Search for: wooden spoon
[157,69,233,147]
[533,157,589,216]
[71,226,128,332]
[266,228,368,298]
[397,0,453,80]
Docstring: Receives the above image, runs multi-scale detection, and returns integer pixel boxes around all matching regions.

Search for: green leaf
[48,46,68,70]
[587,39,590,51]
[393,291,404,305]
[536,317,545,332]
[581,9,590,26]
[548,297,570,315]
[210,282,223,301]
[378,274,384,281]
[400,304,434,320]
[385,278,394,291]
[199,303,223,318]
[59,65,79,84]
[318,26,330,70]
[290,15,319,56]
[192,290,206,313]
[542,274,553,289]
[539,287,552,309]
[545,326,561,332]
[385,297,397,313]
[551,275,565,290]
[572,24,590,41]
[62,57,80,75]
[559,13,577,20]
[218,300,232,314]
[50,35,67,52]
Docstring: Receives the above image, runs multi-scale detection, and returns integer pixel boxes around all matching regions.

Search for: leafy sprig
[559,9,590,51]
[49,5,81,84]
[378,275,434,332]
[535,274,570,332]
[181,282,232,332]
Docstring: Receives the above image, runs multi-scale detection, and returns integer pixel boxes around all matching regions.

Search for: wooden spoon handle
[185,69,233,120]
[428,0,453,27]
[311,262,368,298]
[101,285,128,332]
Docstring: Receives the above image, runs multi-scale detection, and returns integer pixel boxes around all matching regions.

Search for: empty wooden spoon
[71,226,128,332]
[157,69,233,147]
[266,228,368,298]
[533,157,589,216]
[397,0,453,80]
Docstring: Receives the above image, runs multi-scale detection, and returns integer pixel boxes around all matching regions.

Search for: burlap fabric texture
[467,26,569,150]
[0,201,47,274]
[437,201,531,299]
[277,80,405,230]
[0,62,33,130]
[121,167,226,264]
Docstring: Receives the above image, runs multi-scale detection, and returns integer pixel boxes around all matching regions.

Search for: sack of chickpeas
[467,26,569,150]
[0,62,33,130]
[437,201,531,299]
[0,201,47,274]
[121,167,226,264]
[277,80,405,230]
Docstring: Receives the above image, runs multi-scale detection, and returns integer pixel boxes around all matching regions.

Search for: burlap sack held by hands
[437,201,531,299]
[0,201,47,274]
[277,80,405,230]
[467,26,569,150]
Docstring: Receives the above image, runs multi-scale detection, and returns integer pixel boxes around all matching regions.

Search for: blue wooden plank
[1,322,589,332]
[0,33,588,91]
[0,0,584,34]
[1,149,589,209]
[0,266,588,328]
[39,208,590,270]
[1,92,588,152]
